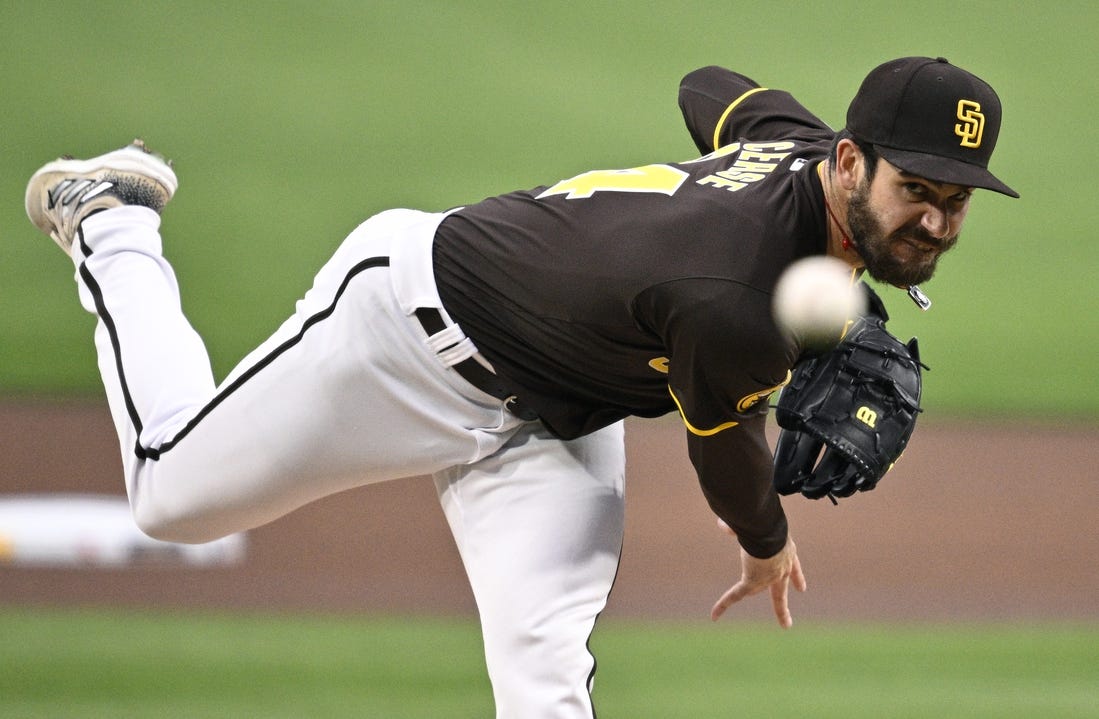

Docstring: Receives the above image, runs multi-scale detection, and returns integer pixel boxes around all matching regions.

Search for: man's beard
[846,182,958,287]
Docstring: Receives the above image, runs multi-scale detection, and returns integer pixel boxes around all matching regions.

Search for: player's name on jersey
[690,141,795,193]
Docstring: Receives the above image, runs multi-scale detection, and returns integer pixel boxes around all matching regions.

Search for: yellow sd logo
[955,100,984,148]
[855,406,878,428]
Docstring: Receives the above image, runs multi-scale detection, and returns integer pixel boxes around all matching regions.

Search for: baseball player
[24,57,1015,717]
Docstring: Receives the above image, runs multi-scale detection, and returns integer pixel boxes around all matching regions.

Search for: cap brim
[875,145,1019,198]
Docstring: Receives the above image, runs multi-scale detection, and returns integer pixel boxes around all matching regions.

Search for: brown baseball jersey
[431,66,835,556]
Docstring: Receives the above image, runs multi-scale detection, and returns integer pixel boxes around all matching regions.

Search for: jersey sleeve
[688,414,788,558]
[642,278,795,434]
[678,65,835,155]
[634,277,797,557]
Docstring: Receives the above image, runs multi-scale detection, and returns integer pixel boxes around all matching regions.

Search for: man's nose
[921,205,950,240]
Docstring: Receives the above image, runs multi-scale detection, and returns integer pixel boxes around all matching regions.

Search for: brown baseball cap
[846,57,1018,198]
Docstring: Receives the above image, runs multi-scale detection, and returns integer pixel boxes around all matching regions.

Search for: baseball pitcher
[24,57,1016,717]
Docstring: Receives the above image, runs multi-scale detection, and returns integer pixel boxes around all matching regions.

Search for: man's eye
[904,183,927,198]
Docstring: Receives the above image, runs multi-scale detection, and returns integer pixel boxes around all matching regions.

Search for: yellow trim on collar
[668,387,740,437]
[712,87,768,151]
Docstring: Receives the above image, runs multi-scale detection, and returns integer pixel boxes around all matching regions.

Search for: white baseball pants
[72,205,626,718]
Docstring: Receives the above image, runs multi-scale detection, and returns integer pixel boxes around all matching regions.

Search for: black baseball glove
[772,288,926,501]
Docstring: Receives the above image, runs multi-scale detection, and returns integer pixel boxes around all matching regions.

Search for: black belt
[414,308,538,421]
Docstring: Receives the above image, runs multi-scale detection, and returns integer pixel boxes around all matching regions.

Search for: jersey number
[537,164,688,200]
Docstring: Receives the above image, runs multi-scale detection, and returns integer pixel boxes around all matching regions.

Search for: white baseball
[772,256,867,347]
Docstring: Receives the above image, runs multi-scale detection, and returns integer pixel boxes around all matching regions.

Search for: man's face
[846,159,971,287]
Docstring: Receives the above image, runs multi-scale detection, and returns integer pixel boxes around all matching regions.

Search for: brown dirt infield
[2,400,1097,622]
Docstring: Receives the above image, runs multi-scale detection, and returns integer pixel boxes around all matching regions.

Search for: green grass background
[2,2,1098,716]
[1,0,1097,421]
[2,609,1096,719]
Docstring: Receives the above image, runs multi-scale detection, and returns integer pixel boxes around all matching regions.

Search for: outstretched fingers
[790,552,808,593]
[710,579,757,621]
[711,533,807,627]
[769,549,807,628]
[771,576,794,628]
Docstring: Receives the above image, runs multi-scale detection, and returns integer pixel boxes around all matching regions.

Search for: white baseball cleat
[25,139,178,255]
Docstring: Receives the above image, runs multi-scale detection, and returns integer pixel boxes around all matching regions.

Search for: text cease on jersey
[690,141,794,193]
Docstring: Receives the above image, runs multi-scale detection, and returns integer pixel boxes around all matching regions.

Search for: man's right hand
[710,523,806,628]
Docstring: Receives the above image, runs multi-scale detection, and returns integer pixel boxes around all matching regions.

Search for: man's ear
[834,138,866,192]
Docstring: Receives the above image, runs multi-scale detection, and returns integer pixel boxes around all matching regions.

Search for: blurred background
[1,2,1096,716]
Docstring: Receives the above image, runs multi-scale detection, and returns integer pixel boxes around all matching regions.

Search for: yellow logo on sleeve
[736,371,792,412]
[648,357,670,374]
